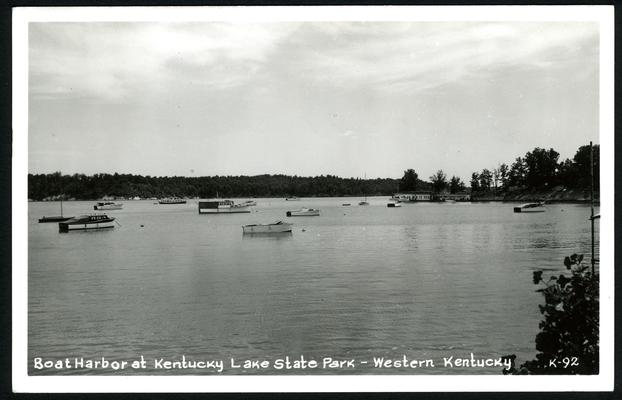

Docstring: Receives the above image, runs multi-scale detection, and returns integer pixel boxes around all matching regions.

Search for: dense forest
[28,173,402,201]
[28,143,599,201]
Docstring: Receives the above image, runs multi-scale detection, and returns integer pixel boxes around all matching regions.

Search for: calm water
[28,198,599,375]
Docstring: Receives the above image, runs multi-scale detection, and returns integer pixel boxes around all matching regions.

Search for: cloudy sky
[28,21,599,180]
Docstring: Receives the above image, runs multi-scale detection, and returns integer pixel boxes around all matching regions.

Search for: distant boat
[93,201,123,210]
[39,199,72,223]
[359,174,370,205]
[242,221,292,233]
[387,201,402,208]
[198,199,251,214]
[285,197,300,201]
[342,203,351,206]
[286,208,320,217]
[159,198,186,204]
[59,214,115,232]
[513,202,545,213]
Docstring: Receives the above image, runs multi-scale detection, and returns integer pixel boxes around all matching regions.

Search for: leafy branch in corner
[504,254,599,375]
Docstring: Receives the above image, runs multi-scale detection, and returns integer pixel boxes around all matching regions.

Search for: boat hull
[286,210,320,217]
[39,216,73,223]
[94,205,123,210]
[513,207,545,213]
[387,203,401,207]
[59,221,115,232]
[199,207,251,214]
[242,223,292,233]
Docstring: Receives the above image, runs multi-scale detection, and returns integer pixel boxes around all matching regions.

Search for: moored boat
[387,201,402,208]
[94,201,123,210]
[59,214,115,232]
[39,216,73,223]
[159,197,187,204]
[39,199,72,222]
[513,202,545,213]
[198,199,251,214]
[285,197,300,201]
[286,208,320,217]
[242,221,292,233]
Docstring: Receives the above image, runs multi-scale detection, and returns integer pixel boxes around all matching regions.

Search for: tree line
[397,143,599,196]
[470,144,599,195]
[28,173,402,201]
[28,143,599,200]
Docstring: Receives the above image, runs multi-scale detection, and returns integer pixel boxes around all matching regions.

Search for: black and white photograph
[12,5,614,392]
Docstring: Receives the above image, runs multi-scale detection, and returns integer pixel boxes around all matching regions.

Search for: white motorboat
[93,201,123,210]
[198,199,251,214]
[513,202,545,213]
[286,208,320,217]
[242,221,293,233]
[59,214,115,232]
[387,201,402,208]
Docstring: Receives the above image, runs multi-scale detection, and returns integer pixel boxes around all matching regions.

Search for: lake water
[27,198,599,375]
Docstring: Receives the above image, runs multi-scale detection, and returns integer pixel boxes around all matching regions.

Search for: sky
[28,21,600,181]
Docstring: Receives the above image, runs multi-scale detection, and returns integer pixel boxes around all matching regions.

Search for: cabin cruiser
[198,199,251,214]
[59,214,115,232]
[286,208,320,217]
[93,202,123,210]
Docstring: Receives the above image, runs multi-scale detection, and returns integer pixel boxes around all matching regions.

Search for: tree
[470,172,480,192]
[479,169,493,191]
[508,156,528,188]
[571,144,600,190]
[498,163,509,190]
[429,170,447,194]
[524,147,560,188]
[449,176,465,194]
[505,254,598,375]
[400,169,418,192]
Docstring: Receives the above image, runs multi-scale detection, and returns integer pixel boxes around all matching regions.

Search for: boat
[198,199,251,214]
[159,198,187,204]
[285,197,300,201]
[242,221,292,233]
[359,174,370,205]
[59,214,116,232]
[39,199,73,223]
[342,203,351,206]
[93,201,123,210]
[286,208,320,217]
[239,200,257,207]
[387,201,402,208]
[513,202,545,213]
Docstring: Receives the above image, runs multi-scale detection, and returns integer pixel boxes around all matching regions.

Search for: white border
[12,5,615,393]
